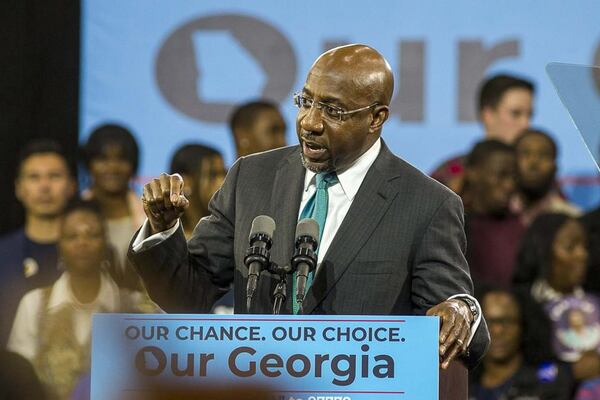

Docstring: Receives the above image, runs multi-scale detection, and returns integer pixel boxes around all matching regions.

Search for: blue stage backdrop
[81,0,600,208]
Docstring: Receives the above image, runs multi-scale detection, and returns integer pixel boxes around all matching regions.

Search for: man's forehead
[303,68,363,106]
[22,153,68,170]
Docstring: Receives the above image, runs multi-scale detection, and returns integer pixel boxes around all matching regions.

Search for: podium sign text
[91,314,438,399]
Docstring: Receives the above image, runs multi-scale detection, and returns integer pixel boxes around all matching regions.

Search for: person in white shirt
[8,200,158,400]
[130,44,489,370]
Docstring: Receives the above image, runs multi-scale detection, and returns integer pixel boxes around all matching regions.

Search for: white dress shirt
[132,139,481,345]
[300,138,381,266]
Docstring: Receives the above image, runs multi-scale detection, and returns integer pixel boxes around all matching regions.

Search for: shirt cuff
[447,293,482,347]
[131,219,180,253]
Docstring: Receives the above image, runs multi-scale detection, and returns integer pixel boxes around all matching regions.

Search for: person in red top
[461,139,526,289]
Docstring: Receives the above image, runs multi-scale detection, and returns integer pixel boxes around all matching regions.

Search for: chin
[300,153,334,173]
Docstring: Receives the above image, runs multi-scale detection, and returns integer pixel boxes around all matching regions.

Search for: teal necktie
[293,172,338,314]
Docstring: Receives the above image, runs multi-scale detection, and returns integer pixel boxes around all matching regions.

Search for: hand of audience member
[141,173,189,234]
[427,299,473,369]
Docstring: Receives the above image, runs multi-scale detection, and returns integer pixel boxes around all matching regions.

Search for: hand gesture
[427,299,473,369]
[141,173,190,234]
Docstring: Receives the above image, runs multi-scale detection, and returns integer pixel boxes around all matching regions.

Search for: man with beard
[512,128,580,226]
[130,44,489,369]
[461,140,525,289]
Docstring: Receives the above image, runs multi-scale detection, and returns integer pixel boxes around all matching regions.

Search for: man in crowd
[0,140,76,346]
[512,128,580,226]
[130,44,489,369]
[432,74,534,192]
[229,100,287,157]
[461,140,525,289]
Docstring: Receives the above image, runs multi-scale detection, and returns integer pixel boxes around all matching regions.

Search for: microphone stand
[268,262,293,314]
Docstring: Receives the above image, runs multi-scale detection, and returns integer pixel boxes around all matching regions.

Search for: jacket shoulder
[380,150,461,206]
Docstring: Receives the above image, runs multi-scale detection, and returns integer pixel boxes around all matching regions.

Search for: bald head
[310,44,394,106]
[296,44,393,173]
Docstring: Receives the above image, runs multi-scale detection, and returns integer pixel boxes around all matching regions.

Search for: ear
[480,106,494,127]
[14,179,23,202]
[369,105,390,133]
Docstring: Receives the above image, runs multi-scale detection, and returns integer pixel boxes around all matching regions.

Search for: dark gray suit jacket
[129,141,489,368]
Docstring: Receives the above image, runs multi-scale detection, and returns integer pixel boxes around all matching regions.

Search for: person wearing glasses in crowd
[469,287,572,400]
[129,44,489,370]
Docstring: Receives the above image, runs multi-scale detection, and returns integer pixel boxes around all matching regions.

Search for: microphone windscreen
[249,215,276,240]
[295,218,320,242]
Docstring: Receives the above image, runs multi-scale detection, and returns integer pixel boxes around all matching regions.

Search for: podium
[91,314,468,399]
[440,361,468,400]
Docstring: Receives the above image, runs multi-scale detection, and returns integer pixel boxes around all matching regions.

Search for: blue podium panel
[91,314,439,399]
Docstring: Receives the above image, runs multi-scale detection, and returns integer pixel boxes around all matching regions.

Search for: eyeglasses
[293,92,378,122]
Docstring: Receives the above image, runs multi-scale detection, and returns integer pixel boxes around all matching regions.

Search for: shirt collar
[47,271,120,312]
[303,138,381,201]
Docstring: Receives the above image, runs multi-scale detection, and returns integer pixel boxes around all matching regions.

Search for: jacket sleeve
[411,192,490,369]
[128,158,242,313]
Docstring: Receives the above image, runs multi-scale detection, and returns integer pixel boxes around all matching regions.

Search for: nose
[504,175,516,194]
[299,105,324,135]
[488,321,505,338]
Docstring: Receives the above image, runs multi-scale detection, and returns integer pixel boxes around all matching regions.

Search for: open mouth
[302,140,328,160]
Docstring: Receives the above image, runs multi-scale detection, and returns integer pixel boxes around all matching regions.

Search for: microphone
[292,218,319,312]
[245,215,275,311]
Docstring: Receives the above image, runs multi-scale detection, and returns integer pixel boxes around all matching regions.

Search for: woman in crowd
[469,287,572,400]
[169,143,226,239]
[514,213,600,381]
[81,123,145,288]
[7,200,158,399]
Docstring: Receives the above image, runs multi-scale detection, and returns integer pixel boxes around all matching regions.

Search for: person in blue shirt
[0,139,76,347]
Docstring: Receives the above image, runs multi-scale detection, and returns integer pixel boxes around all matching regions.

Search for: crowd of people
[0,100,286,399]
[1,70,599,400]
[433,75,600,399]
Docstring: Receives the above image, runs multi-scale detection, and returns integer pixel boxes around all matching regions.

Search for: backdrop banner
[91,314,438,399]
[81,0,600,207]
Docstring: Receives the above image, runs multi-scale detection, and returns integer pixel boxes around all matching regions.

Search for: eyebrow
[301,88,345,108]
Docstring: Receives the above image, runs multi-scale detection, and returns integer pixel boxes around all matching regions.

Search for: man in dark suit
[130,44,489,369]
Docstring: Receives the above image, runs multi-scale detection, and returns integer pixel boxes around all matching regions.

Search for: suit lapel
[269,148,305,313]
[302,143,401,314]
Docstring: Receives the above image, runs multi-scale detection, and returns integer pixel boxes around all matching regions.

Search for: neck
[481,354,523,388]
[69,271,102,304]
[519,187,551,208]
[467,197,503,217]
[92,187,131,219]
[548,280,576,295]
[25,214,61,243]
